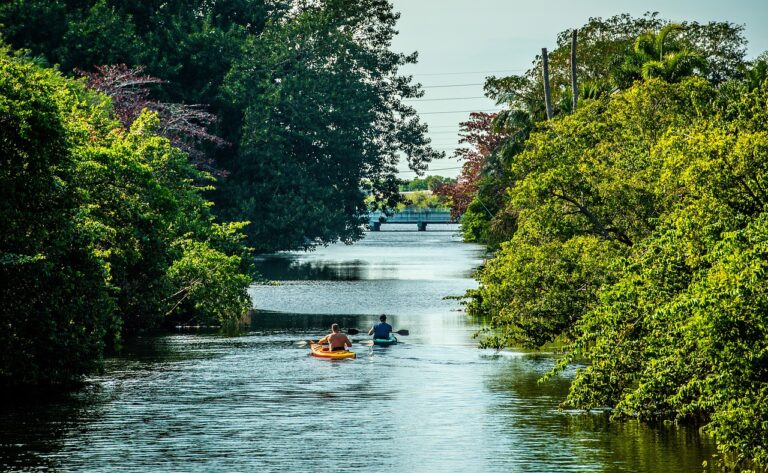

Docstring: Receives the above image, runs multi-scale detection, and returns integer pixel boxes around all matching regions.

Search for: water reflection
[485,357,713,472]
[1,388,103,471]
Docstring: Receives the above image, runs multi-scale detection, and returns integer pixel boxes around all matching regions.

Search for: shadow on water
[0,385,110,471]
[249,310,367,332]
[255,255,367,281]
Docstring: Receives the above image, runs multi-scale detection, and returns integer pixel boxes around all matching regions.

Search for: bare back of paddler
[317,323,352,351]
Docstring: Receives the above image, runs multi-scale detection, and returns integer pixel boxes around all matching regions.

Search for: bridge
[368,209,456,231]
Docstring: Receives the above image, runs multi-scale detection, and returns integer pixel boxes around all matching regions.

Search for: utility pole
[571,29,578,112]
[542,48,553,120]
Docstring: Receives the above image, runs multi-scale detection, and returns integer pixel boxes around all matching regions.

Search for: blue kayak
[373,335,397,346]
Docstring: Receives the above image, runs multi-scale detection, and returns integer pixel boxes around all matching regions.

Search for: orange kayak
[310,343,356,360]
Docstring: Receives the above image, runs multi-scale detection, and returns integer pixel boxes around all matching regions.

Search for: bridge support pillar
[371,221,381,231]
[417,222,427,232]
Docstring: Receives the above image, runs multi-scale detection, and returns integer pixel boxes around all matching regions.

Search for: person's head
[331,323,340,333]
[379,314,387,322]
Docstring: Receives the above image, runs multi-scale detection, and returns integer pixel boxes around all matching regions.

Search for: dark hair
[331,323,340,332]
[379,314,386,322]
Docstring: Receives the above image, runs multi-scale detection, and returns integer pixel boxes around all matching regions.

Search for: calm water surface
[1,228,716,472]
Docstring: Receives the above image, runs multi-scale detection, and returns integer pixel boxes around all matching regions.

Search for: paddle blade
[395,329,409,336]
[357,339,374,346]
[346,328,360,335]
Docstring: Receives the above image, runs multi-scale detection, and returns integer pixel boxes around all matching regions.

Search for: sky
[389,0,768,179]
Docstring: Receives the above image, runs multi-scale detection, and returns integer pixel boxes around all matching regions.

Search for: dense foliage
[459,13,768,470]
[0,48,253,387]
[0,0,439,388]
[0,0,439,253]
[217,0,440,251]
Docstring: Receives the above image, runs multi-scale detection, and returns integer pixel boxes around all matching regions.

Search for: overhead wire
[403,96,487,102]
[420,83,484,89]
[419,109,501,115]
[410,69,524,76]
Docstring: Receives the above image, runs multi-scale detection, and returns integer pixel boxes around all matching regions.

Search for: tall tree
[220,0,440,252]
[617,23,708,84]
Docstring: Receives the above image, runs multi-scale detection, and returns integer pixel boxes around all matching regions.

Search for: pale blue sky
[390,0,768,177]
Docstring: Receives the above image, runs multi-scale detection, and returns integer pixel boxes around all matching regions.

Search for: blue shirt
[372,322,392,339]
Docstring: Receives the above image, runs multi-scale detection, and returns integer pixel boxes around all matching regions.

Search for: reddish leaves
[433,112,504,218]
[80,64,229,175]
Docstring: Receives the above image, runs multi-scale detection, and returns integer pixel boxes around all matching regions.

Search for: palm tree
[615,23,707,86]
[745,58,768,92]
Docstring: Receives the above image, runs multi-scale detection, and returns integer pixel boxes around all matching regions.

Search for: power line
[419,109,501,115]
[412,69,524,76]
[404,96,487,102]
[421,83,484,89]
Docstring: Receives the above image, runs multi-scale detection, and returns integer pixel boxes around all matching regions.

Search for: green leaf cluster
[0,47,253,387]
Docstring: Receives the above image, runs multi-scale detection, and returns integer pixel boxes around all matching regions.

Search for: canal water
[1,228,715,472]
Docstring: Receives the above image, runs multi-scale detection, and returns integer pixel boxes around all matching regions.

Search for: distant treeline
[449,13,768,470]
[399,175,456,192]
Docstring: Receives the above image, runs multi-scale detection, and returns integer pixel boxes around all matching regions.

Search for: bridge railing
[368,209,456,224]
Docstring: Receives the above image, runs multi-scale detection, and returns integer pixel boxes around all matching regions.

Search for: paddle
[346,328,409,336]
[295,339,371,347]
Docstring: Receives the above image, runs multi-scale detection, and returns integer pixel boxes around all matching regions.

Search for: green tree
[220,0,440,252]
[0,47,253,387]
[472,72,768,468]
[0,47,116,386]
[615,23,708,85]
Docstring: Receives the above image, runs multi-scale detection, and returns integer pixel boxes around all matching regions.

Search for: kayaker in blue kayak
[368,314,393,339]
[318,323,353,351]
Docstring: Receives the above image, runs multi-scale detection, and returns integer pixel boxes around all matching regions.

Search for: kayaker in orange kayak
[317,323,352,351]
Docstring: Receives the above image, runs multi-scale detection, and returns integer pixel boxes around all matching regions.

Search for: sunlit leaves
[0,49,253,387]
[468,63,768,467]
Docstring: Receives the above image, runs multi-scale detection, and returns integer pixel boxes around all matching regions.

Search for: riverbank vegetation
[0,48,254,387]
[458,13,768,470]
[0,0,437,387]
